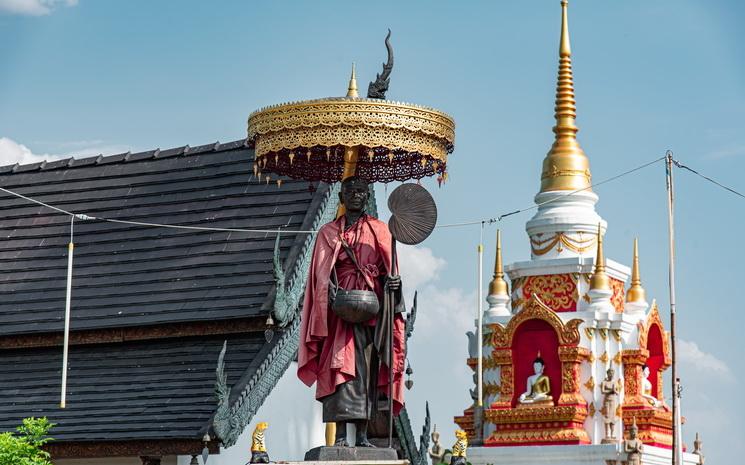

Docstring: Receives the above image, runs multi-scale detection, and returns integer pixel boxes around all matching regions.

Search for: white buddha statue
[641,364,661,408]
[518,354,553,406]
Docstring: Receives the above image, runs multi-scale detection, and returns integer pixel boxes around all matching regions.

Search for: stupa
[454,2,704,464]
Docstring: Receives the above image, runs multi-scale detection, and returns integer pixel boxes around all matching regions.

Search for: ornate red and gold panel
[610,278,625,313]
[521,274,578,312]
[485,405,590,446]
[622,408,673,449]
[478,296,590,446]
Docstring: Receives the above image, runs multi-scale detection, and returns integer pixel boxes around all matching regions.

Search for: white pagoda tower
[455,2,704,464]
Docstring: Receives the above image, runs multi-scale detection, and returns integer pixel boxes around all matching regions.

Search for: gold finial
[589,223,610,291]
[346,62,359,98]
[626,238,647,303]
[539,0,592,193]
[488,230,509,296]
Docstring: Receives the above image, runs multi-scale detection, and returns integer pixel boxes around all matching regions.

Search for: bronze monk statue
[298,176,406,447]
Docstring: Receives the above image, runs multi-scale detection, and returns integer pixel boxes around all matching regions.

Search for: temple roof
[0,139,323,336]
[0,139,337,456]
[0,332,265,442]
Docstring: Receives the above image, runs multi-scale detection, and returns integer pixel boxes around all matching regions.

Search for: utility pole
[665,151,683,465]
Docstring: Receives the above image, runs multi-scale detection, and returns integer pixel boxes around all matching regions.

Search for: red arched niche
[511,319,561,407]
[646,324,665,399]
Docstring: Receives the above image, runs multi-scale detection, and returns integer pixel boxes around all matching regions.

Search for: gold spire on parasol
[247,68,455,184]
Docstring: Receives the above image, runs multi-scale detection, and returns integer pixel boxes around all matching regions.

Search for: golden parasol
[247,65,455,185]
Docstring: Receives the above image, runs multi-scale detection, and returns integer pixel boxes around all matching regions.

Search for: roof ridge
[0,138,250,175]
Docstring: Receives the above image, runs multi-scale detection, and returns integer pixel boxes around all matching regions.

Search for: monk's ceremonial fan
[388,183,438,245]
[383,182,438,447]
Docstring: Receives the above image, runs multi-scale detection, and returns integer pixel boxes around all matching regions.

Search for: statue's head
[629,418,639,438]
[607,367,615,379]
[256,421,268,431]
[533,356,545,375]
[455,429,468,441]
[339,176,370,213]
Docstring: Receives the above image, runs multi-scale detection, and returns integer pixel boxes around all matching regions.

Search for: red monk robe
[298,213,406,418]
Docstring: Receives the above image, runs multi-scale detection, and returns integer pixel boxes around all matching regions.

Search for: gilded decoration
[583,376,595,391]
[610,278,625,312]
[484,405,586,424]
[622,409,673,447]
[599,351,609,364]
[612,329,622,342]
[588,403,596,417]
[489,295,582,349]
[247,98,455,182]
[637,301,672,366]
[484,382,501,397]
[613,352,622,365]
[521,274,578,312]
[584,327,594,340]
[599,328,608,341]
[486,428,589,446]
[530,232,597,256]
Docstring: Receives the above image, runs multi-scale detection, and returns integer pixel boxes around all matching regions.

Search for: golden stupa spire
[589,223,610,291]
[626,238,647,303]
[346,63,359,98]
[489,230,509,296]
[539,0,592,193]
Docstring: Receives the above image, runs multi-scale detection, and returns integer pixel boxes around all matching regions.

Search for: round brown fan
[387,183,438,245]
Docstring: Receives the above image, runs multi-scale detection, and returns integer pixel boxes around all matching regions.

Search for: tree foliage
[0,417,55,465]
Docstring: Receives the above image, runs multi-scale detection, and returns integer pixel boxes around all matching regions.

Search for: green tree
[0,417,55,465]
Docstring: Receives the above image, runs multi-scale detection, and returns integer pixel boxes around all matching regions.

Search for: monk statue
[518,354,553,405]
[600,367,619,442]
[641,365,661,408]
[623,418,644,465]
[298,176,406,448]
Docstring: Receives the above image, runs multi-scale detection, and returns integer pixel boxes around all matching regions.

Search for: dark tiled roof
[0,140,325,336]
[0,332,269,441]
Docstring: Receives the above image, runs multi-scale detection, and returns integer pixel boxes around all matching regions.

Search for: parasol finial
[346,63,359,98]
[367,29,394,99]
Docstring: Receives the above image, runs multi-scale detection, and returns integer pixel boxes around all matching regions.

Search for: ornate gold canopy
[247,78,455,183]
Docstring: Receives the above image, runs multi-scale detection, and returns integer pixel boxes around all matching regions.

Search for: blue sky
[1,1,744,463]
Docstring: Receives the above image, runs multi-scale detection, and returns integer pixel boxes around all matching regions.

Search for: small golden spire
[346,63,359,98]
[589,223,610,291]
[488,230,509,296]
[626,238,647,303]
[539,0,592,193]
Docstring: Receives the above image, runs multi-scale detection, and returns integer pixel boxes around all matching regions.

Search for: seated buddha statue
[641,364,661,408]
[518,354,553,406]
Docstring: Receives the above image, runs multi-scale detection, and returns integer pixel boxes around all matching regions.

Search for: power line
[436,155,666,227]
[0,155,675,235]
[673,159,745,200]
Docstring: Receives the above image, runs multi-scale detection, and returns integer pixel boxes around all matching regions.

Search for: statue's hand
[385,275,402,291]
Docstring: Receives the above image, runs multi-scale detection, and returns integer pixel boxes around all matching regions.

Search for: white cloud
[397,244,447,292]
[0,137,54,165]
[0,137,132,167]
[0,0,77,16]
[678,339,732,381]
[705,144,745,160]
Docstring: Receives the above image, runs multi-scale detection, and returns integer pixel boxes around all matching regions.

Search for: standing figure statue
[298,176,406,448]
[623,419,644,465]
[600,367,620,442]
[428,425,446,465]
